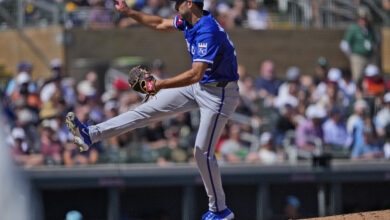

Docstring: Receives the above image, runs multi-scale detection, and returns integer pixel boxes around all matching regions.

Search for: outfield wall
[0,27,374,81]
[0,26,64,79]
[65,28,349,79]
[26,161,390,220]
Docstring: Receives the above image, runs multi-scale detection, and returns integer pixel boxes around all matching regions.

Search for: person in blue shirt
[255,60,282,98]
[351,126,382,160]
[65,0,239,219]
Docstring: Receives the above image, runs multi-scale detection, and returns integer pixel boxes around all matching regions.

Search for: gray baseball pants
[88,81,239,212]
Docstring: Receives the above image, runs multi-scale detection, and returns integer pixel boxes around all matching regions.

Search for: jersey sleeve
[192,31,222,64]
[173,14,185,31]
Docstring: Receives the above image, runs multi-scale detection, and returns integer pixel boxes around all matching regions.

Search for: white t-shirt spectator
[258,149,279,164]
[375,107,390,131]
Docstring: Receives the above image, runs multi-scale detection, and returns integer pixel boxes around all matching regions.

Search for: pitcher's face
[175,1,191,22]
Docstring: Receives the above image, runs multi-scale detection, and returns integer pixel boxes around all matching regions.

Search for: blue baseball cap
[17,61,33,72]
[66,210,83,220]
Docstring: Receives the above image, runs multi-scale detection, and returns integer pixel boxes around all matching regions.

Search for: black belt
[216,81,231,87]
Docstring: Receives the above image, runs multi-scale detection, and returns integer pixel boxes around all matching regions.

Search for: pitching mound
[302,209,390,220]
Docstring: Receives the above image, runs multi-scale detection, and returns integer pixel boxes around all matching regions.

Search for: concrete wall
[0,26,352,80]
[0,26,64,79]
[65,28,350,79]
[382,28,390,73]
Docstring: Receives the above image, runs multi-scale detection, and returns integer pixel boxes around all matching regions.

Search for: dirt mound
[302,210,390,220]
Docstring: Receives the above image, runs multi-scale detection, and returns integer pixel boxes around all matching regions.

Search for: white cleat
[65,112,90,152]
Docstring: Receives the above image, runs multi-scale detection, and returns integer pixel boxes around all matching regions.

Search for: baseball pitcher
[66,0,239,219]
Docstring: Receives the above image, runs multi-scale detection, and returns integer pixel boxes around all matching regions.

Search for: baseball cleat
[202,208,234,220]
[65,112,92,152]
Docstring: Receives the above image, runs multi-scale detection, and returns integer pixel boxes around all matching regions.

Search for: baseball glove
[128,66,157,102]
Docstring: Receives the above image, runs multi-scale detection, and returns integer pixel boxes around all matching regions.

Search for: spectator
[235,96,253,116]
[383,124,390,159]
[65,1,83,28]
[39,101,59,120]
[40,120,62,165]
[347,99,371,150]
[88,0,114,29]
[383,0,390,26]
[230,0,246,27]
[155,127,188,164]
[296,105,326,152]
[11,127,44,167]
[63,140,99,166]
[40,59,77,107]
[255,60,282,99]
[383,0,390,12]
[167,112,194,140]
[66,210,83,220]
[313,56,329,86]
[322,107,352,149]
[347,99,368,132]
[6,61,36,98]
[274,104,297,147]
[338,67,357,99]
[142,122,167,148]
[41,62,63,104]
[99,100,124,163]
[74,0,90,6]
[204,0,218,16]
[375,92,390,136]
[317,81,341,111]
[215,3,234,29]
[241,75,257,100]
[274,67,300,108]
[316,68,349,111]
[48,59,77,107]
[118,91,142,113]
[246,0,270,30]
[77,72,104,123]
[313,67,341,103]
[24,2,39,24]
[246,132,284,164]
[340,6,376,82]
[351,126,382,160]
[285,196,300,220]
[362,64,385,97]
[141,0,174,18]
[219,124,247,163]
[278,66,301,97]
[12,99,41,153]
[215,126,228,153]
[77,71,98,104]
[112,78,130,92]
[7,63,41,111]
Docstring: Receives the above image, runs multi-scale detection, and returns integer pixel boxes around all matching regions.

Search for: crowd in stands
[3,53,390,168]
[0,0,380,30]
[59,0,270,30]
[12,0,390,30]
[2,1,390,167]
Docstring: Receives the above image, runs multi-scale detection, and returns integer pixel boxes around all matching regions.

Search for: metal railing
[0,0,60,30]
[64,7,116,29]
[282,0,358,28]
[280,0,390,28]
[1,0,389,30]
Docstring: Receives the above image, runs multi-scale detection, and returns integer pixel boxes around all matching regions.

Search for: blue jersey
[173,11,239,83]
